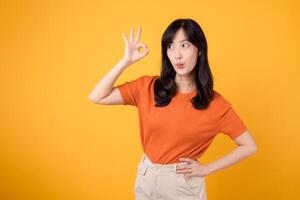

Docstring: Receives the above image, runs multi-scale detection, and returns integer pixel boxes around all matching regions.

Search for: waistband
[139,153,188,174]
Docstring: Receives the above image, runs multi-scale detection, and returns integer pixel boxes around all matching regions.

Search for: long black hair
[154,18,214,109]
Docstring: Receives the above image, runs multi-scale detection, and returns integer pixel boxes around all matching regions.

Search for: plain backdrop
[0,0,299,199]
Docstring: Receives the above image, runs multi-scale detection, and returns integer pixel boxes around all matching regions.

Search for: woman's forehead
[172,28,188,42]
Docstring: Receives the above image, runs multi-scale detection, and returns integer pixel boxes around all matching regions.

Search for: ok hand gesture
[121,27,149,66]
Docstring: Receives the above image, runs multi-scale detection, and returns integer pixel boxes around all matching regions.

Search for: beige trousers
[134,153,207,200]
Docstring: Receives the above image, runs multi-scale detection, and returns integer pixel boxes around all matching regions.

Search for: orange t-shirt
[117,75,247,164]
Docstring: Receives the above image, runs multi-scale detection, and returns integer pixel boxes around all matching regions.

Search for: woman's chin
[175,70,191,76]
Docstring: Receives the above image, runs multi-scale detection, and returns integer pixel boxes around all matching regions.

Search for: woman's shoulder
[137,74,159,81]
[127,75,159,90]
[139,75,160,85]
[129,74,158,83]
[210,90,232,110]
[147,74,160,80]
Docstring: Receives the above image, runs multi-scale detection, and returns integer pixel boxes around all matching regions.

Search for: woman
[89,18,257,200]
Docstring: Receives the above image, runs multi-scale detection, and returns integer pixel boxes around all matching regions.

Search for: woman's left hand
[176,158,211,178]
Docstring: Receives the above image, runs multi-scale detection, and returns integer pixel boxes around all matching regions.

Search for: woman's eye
[182,43,189,47]
[168,44,174,49]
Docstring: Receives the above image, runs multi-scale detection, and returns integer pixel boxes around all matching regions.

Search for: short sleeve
[116,75,149,106]
[217,97,248,140]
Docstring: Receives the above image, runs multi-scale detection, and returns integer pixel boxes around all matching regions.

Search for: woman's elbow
[249,143,257,155]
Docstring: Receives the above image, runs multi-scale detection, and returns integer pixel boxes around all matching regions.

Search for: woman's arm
[88,59,129,103]
[88,27,149,104]
[206,130,257,174]
[177,130,257,178]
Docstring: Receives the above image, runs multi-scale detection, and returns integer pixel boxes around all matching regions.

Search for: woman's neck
[175,73,196,92]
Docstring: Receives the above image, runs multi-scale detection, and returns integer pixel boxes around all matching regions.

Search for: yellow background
[1,0,299,199]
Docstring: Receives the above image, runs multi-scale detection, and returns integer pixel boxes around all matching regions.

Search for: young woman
[89,18,257,200]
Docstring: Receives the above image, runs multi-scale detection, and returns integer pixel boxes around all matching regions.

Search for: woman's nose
[175,48,182,59]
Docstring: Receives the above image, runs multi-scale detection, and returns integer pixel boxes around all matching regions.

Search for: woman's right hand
[121,27,149,66]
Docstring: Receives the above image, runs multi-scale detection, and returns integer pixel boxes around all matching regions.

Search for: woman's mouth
[176,64,185,69]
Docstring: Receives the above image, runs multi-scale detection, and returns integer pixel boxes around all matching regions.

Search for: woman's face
[167,28,199,76]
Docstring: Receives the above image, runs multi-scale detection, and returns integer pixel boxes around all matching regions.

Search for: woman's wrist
[117,58,131,70]
[205,164,213,176]
[119,58,132,67]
